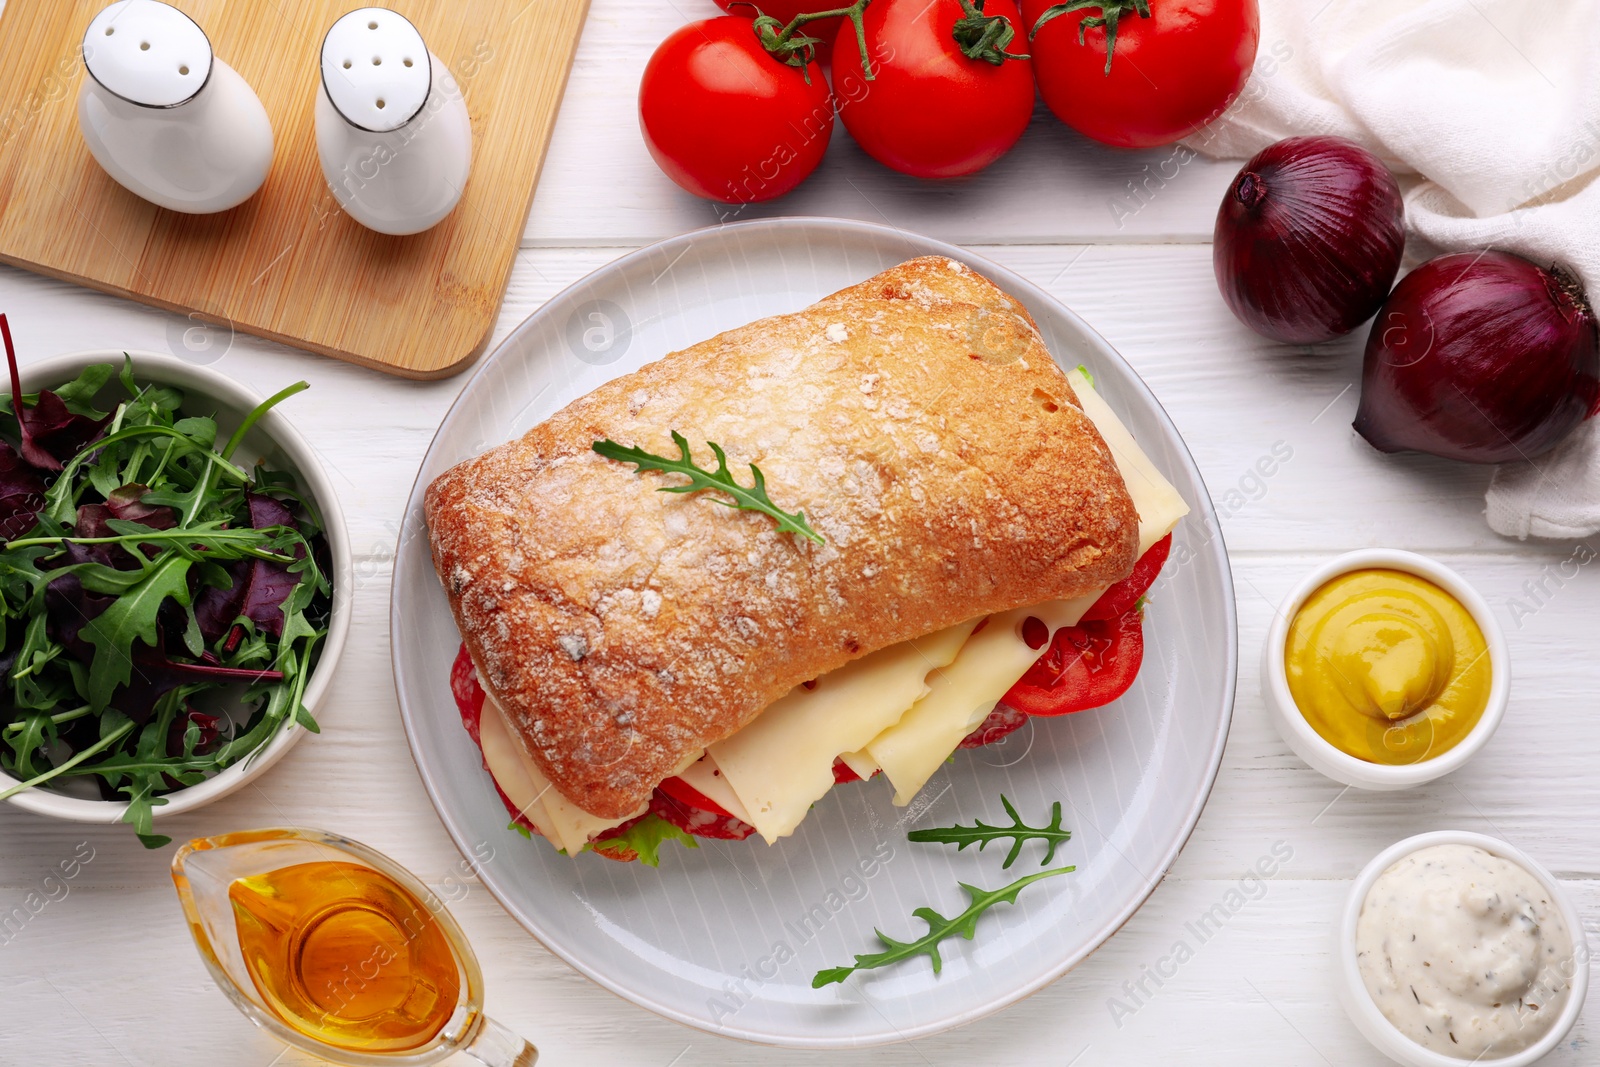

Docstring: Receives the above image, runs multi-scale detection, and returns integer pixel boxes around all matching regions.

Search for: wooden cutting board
[0,0,588,379]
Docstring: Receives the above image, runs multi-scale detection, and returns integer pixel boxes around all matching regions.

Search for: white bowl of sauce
[1262,550,1510,789]
[1339,831,1588,1066]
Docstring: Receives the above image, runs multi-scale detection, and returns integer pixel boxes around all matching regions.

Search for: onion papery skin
[1214,136,1405,344]
[1355,251,1600,464]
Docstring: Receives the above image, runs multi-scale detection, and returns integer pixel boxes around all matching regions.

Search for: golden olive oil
[230,860,461,1053]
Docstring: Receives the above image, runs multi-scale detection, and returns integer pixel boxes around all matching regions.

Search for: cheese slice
[1066,367,1189,559]
[675,753,755,826]
[479,693,644,854]
[867,608,1055,804]
[864,368,1189,804]
[709,620,977,842]
[836,749,879,781]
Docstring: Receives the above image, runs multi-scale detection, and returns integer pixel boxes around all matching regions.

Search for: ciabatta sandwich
[426,257,1187,863]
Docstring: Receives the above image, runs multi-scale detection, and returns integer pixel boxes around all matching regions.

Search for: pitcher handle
[460,1015,538,1067]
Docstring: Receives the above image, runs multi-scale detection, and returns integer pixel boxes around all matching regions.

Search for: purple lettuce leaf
[193,560,249,644]
[2,313,112,472]
[43,554,118,661]
[72,485,179,569]
[0,440,46,540]
[18,390,112,471]
[192,491,302,641]
[105,484,177,530]
[72,505,142,571]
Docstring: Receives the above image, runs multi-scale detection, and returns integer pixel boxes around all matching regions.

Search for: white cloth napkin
[1184,0,1600,540]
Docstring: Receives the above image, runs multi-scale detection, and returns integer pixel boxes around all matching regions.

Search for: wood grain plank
[0,0,588,378]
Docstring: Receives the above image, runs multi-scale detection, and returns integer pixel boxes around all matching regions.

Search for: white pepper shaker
[77,0,274,214]
[314,8,472,236]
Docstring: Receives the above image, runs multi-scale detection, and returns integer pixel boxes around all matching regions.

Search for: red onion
[1354,251,1600,463]
[1214,136,1405,344]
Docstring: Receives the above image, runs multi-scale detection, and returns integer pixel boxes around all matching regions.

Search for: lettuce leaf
[587,814,699,867]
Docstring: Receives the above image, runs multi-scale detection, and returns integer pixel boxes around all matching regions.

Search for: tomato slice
[656,773,732,819]
[1002,608,1145,717]
[650,788,757,840]
[1081,534,1171,622]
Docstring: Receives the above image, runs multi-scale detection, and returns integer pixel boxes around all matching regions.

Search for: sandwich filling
[461,368,1188,852]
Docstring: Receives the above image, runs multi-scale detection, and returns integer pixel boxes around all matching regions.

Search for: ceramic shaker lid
[84,0,215,109]
[320,8,432,133]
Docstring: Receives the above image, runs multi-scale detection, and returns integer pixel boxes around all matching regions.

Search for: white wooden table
[2,3,1595,1064]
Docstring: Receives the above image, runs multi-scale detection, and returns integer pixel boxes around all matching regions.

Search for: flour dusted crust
[425,257,1139,819]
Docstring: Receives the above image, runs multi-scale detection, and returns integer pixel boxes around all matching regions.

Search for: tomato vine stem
[738,0,876,81]
[745,0,1027,80]
[952,0,1030,65]
[1031,0,1151,74]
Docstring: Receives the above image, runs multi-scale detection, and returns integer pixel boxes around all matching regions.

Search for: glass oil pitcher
[172,827,536,1066]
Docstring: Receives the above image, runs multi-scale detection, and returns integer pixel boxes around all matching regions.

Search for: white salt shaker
[314,8,472,236]
[77,0,273,214]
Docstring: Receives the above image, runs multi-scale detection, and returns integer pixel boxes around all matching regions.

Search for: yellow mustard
[1285,569,1490,765]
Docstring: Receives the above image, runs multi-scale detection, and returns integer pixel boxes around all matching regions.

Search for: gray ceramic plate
[391,218,1237,1048]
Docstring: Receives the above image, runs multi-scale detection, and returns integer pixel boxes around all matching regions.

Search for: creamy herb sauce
[1356,844,1574,1058]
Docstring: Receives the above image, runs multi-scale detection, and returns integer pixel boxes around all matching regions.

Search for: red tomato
[1082,533,1171,621]
[657,773,733,818]
[639,16,833,203]
[1022,0,1259,148]
[1002,607,1145,716]
[651,788,757,840]
[718,0,845,60]
[831,0,1034,179]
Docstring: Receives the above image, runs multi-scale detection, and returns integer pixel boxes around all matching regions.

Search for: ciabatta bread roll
[425,257,1138,819]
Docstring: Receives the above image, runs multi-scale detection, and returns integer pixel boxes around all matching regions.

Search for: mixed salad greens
[0,316,332,846]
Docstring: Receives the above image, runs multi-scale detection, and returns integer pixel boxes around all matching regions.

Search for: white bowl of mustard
[1338,831,1588,1066]
[1262,550,1509,790]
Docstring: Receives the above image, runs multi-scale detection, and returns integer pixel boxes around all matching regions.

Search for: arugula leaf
[906,796,1073,869]
[80,554,193,709]
[220,381,308,461]
[10,522,296,565]
[593,432,824,545]
[0,715,135,801]
[587,814,699,867]
[38,425,251,524]
[812,865,1077,987]
[49,363,115,417]
[3,712,50,780]
[172,416,216,449]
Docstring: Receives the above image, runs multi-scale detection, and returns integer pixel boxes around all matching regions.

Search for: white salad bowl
[1262,549,1510,790]
[1337,831,1589,1067]
[0,350,351,824]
